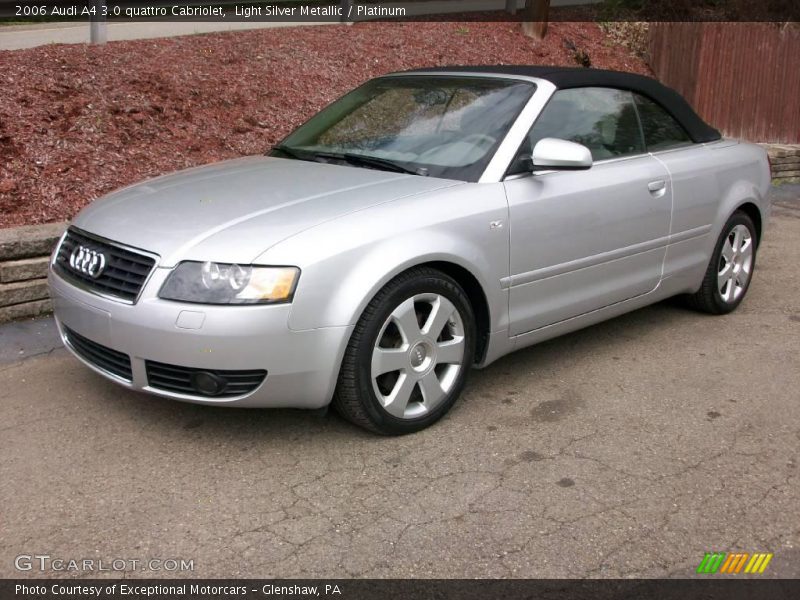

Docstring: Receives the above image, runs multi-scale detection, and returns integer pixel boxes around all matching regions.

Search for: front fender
[297,238,498,332]
[256,183,510,333]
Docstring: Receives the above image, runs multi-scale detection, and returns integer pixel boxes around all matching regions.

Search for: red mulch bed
[0,21,650,228]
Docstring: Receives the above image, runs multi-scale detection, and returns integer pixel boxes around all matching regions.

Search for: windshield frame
[270,74,538,183]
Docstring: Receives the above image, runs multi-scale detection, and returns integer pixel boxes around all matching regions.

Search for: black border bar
[2,1,799,23]
[3,579,800,600]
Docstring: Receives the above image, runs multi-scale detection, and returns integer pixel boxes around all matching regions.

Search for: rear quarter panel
[658,140,771,292]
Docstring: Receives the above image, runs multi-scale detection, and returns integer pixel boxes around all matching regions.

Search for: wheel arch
[326,256,494,367]
[708,179,767,261]
[407,260,491,364]
[735,201,762,246]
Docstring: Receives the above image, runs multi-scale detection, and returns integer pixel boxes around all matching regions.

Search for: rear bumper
[48,266,352,409]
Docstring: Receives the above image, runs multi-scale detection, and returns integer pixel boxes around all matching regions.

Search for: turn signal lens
[236,267,298,301]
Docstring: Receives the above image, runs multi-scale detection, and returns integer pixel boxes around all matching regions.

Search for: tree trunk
[521,0,550,40]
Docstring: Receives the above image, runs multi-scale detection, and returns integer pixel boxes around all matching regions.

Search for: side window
[525,87,645,163]
[634,94,692,151]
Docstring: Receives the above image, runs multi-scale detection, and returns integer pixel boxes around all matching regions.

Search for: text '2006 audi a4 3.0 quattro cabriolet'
[49,66,771,434]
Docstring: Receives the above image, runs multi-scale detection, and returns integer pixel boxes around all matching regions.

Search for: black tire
[333,267,476,435]
[685,211,758,315]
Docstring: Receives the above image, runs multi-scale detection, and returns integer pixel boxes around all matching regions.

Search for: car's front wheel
[333,267,476,434]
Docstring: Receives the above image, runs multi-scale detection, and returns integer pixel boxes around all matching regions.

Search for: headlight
[159,262,299,305]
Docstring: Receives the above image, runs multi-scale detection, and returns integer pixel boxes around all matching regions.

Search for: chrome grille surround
[53,227,157,303]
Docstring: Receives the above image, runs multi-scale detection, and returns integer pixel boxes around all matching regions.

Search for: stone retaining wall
[762,144,800,185]
[0,222,66,324]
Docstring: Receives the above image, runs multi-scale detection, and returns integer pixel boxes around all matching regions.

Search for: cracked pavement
[1,192,798,579]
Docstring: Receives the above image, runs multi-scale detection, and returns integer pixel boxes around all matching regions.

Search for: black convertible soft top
[404,65,721,144]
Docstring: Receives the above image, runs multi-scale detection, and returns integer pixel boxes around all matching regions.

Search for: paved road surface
[1,191,798,578]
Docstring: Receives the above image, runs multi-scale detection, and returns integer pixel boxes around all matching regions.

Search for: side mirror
[531,138,593,171]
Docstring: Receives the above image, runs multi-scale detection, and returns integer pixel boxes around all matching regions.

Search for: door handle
[648,180,666,192]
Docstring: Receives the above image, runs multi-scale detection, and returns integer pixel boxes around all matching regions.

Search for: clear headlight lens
[159,262,299,305]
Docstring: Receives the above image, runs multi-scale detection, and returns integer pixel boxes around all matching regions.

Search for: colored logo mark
[696,552,773,574]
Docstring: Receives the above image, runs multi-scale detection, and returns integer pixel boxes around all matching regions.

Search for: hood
[73,156,460,267]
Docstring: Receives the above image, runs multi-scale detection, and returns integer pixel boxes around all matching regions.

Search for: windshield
[272,76,536,182]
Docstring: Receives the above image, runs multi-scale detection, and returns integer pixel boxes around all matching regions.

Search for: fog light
[190,371,227,396]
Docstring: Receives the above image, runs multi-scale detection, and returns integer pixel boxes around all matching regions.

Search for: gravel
[0,21,649,228]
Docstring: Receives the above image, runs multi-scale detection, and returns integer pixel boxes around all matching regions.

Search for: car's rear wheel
[333,267,476,435]
[686,211,757,314]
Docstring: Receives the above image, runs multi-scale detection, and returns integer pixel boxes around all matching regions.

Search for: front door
[503,87,672,336]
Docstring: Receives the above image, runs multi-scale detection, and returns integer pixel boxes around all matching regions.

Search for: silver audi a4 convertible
[49,66,771,434]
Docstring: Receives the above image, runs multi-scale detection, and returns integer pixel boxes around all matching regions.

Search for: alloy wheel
[371,293,466,419]
[717,224,753,303]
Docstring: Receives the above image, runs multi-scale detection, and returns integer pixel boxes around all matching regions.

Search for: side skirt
[477,274,692,368]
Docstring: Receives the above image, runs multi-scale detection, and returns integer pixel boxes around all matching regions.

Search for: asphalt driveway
[1,190,798,579]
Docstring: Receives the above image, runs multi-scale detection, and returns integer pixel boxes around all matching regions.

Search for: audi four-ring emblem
[69,245,106,279]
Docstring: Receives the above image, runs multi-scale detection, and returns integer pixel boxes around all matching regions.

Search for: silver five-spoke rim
[718,224,753,303]
[371,293,465,419]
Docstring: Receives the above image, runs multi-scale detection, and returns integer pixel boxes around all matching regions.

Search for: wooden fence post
[521,0,550,40]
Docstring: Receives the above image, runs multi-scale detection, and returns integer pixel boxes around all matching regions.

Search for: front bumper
[48,265,352,409]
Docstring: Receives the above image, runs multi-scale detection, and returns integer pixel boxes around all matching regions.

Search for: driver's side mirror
[530,138,593,171]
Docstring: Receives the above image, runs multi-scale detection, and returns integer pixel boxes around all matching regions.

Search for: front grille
[64,327,133,382]
[54,228,156,303]
[146,361,267,398]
